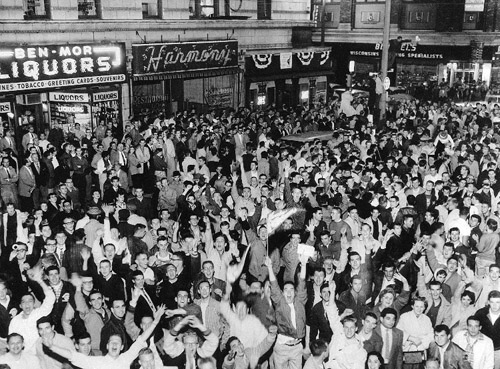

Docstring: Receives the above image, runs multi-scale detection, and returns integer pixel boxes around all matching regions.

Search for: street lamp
[379,0,392,123]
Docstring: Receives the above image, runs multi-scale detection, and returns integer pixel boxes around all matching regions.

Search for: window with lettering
[78,0,101,18]
[142,0,162,18]
[23,0,50,19]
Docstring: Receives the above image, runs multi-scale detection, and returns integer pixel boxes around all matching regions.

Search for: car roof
[280,131,334,143]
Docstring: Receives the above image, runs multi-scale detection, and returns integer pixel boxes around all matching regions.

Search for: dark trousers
[20,195,33,212]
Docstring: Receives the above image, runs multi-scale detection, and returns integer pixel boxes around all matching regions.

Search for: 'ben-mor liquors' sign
[132,40,238,78]
[0,43,127,92]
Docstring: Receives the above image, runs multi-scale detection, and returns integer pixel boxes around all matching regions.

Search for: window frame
[77,0,101,19]
[23,0,51,20]
[142,0,163,19]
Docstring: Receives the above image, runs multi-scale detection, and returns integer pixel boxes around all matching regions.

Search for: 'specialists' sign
[0,43,127,92]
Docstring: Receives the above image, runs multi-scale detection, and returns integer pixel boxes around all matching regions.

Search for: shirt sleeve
[120,337,147,365]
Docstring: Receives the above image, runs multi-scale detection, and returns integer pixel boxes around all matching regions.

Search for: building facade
[0,0,331,135]
[311,0,500,93]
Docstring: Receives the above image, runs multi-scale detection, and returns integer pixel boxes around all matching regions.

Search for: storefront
[131,40,240,117]
[244,47,333,108]
[331,42,496,90]
[0,42,127,136]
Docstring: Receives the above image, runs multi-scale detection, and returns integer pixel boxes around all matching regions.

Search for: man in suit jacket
[0,156,18,207]
[18,162,35,211]
[21,125,37,152]
[0,129,17,156]
[193,280,228,344]
[371,261,403,304]
[427,324,472,369]
[42,150,56,193]
[30,152,49,206]
[376,308,403,369]
[309,283,346,343]
[129,270,158,327]
[31,265,75,335]
[114,164,129,193]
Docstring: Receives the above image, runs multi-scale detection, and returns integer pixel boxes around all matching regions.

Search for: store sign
[205,86,233,107]
[49,92,89,103]
[93,90,119,102]
[0,102,11,113]
[132,40,238,77]
[0,43,127,92]
[338,42,477,61]
[57,105,85,114]
[465,0,484,12]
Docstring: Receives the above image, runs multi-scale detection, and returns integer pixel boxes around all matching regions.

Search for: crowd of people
[0,94,499,369]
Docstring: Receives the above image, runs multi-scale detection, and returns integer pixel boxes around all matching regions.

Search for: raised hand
[264,256,273,270]
[80,247,91,261]
[154,304,166,322]
[27,266,43,282]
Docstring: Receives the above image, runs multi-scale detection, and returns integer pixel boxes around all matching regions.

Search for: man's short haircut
[7,333,23,343]
[380,307,398,319]
[75,332,92,343]
[488,290,500,300]
[309,339,328,356]
[131,270,144,279]
[36,315,53,328]
[466,315,481,325]
[44,265,60,275]
[364,312,378,321]
[434,324,450,335]
[341,316,357,326]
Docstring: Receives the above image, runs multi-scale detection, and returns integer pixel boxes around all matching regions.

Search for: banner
[132,40,238,77]
[0,43,127,92]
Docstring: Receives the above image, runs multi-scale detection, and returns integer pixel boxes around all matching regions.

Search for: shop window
[23,0,50,19]
[78,0,101,19]
[191,0,219,18]
[142,0,162,18]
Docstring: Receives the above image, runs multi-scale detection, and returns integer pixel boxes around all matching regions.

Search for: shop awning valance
[133,67,240,82]
[246,70,334,83]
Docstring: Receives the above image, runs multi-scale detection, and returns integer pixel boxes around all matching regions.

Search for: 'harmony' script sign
[132,40,238,78]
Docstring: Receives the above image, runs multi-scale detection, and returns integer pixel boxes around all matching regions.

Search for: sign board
[132,40,238,79]
[93,90,119,103]
[384,77,391,90]
[280,52,293,69]
[0,43,127,92]
[0,102,11,113]
[49,92,89,103]
[465,0,485,12]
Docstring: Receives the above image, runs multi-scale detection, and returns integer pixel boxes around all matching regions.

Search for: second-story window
[78,0,101,19]
[142,1,161,18]
[23,0,50,19]
[190,0,219,18]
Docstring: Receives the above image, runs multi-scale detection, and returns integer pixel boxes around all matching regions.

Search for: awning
[133,67,240,82]
[246,70,334,83]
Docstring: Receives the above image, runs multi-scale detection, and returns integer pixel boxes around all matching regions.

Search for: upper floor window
[23,0,50,19]
[78,0,101,19]
[190,0,219,18]
[142,0,161,18]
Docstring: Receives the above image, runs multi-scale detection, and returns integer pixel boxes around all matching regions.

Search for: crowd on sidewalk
[0,94,499,369]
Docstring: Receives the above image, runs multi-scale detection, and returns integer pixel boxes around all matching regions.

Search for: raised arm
[265,256,285,305]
